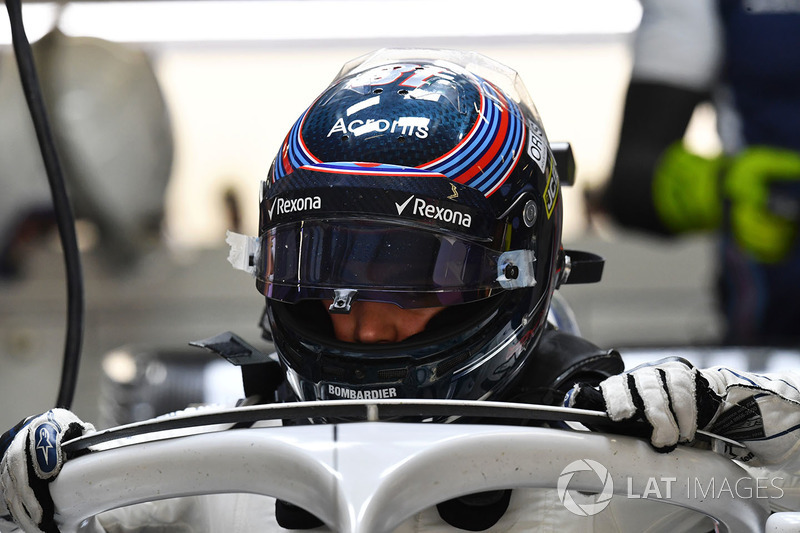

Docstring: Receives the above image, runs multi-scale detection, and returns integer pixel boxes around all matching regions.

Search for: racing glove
[0,409,94,533]
[565,357,800,465]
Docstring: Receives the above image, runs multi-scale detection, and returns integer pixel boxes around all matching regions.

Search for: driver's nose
[326,301,445,343]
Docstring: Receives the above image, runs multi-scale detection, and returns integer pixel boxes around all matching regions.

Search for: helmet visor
[258,219,534,309]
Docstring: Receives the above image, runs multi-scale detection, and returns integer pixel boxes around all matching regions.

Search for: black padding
[436,489,512,531]
[563,250,605,284]
[275,499,324,530]
[503,328,624,406]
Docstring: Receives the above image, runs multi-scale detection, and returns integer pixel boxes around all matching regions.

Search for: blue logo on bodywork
[34,422,59,474]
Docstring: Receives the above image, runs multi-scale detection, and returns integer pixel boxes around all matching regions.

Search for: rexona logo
[395,195,472,228]
[268,196,322,219]
[328,384,398,400]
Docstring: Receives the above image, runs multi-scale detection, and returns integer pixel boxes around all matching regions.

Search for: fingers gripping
[598,373,637,421]
[1,409,93,533]
[1,420,48,532]
[601,361,699,451]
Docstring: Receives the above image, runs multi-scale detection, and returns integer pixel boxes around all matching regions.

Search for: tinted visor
[259,219,532,308]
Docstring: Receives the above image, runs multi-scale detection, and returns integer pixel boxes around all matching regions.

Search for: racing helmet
[246,49,573,403]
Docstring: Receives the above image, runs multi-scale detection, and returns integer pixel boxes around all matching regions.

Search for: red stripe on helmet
[453,98,511,184]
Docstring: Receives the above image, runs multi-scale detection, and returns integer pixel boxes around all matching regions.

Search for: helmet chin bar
[273,291,539,411]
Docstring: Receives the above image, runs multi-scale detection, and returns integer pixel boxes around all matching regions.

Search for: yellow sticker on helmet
[543,158,559,219]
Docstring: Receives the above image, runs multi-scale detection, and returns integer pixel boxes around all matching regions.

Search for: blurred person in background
[588,0,800,346]
[0,29,173,279]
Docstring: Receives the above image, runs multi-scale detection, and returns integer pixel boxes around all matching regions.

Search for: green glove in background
[652,142,724,234]
[724,146,800,264]
[652,143,800,263]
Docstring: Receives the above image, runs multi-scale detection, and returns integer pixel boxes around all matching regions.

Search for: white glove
[0,409,94,533]
[565,357,800,464]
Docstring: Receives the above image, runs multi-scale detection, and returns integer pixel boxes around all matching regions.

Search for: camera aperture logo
[557,459,614,516]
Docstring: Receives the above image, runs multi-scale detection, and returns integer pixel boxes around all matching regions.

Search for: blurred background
[1,0,785,431]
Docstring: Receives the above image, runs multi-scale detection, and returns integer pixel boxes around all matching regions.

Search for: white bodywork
[48,401,800,533]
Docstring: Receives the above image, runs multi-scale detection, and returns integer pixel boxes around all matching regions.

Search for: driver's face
[324,301,445,343]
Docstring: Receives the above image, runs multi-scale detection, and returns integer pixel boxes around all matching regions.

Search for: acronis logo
[34,421,60,474]
[327,117,430,139]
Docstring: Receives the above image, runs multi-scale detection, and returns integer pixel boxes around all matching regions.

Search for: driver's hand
[565,358,721,452]
[565,358,800,465]
[0,409,94,532]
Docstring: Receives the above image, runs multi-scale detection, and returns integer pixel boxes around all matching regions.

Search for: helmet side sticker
[527,119,548,174]
[326,384,398,400]
[267,195,322,221]
[448,183,459,200]
[543,157,559,219]
[394,195,472,228]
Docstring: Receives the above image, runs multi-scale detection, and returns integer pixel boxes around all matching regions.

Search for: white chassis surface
[49,400,800,533]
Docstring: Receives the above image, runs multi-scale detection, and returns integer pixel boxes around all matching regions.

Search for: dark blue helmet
[256,49,567,404]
